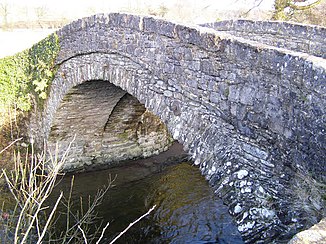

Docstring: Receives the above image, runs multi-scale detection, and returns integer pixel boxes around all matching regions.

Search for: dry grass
[0,142,156,243]
[0,142,113,243]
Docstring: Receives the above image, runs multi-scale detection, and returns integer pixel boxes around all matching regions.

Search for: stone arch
[28,13,326,243]
[47,80,172,172]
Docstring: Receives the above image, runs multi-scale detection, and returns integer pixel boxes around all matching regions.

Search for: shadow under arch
[48,80,173,172]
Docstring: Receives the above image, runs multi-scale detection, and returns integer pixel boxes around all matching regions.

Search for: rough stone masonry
[28,13,326,243]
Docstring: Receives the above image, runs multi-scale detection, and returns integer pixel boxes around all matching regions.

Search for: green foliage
[272,0,323,20]
[28,33,60,104]
[0,51,30,112]
[290,1,326,26]
[0,33,60,116]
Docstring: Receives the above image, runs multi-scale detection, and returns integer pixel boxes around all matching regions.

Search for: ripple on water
[51,162,244,243]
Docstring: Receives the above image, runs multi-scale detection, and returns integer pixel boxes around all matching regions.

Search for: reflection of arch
[28,13,325,243]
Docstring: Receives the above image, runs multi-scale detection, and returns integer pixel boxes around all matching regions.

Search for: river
[50,143,244,243]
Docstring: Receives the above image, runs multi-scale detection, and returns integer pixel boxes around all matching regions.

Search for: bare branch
[78,225,88,244]
[37,192,63,244]
[109,205,157,244]
[0,137,22,154]
[240,0,265,18]
[95,222,110,244]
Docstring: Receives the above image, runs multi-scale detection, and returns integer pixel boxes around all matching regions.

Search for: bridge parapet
[202,19,326,58]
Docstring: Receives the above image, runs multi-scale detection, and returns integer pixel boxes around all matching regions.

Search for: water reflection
[144,163,243,243]
[54,161,243,244]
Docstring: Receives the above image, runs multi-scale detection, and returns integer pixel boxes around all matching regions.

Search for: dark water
[52,157,244,243]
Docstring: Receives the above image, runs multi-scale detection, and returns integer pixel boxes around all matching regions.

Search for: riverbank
[67,141,188,175]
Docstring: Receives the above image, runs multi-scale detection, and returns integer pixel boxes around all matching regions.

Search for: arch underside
[32,13,326,243]
[48,80,172,172]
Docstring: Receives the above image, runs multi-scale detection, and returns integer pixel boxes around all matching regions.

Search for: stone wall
[202,20,326,58]
[28,13,326,243]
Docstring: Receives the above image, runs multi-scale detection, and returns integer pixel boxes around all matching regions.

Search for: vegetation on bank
[0,142,155,243]
[0,32,59,114]
[272,0,324,21]
[0,33,60,168]
[0,36,62,240]
[0,31,155,243]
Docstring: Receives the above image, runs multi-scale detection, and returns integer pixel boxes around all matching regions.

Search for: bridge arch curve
[47,79,174,171]
[29,13,326,243]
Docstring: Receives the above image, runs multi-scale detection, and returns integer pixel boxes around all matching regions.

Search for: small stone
[164,90,173,97]
[241,187,252,193]
[234,204,242,214]
[236,169,249,179]
[194,159,200,165]
[261,208,275,219]
[258,186,265,194]
[238,221,255,232]
[240,212,249,222]
[240,180,247,187]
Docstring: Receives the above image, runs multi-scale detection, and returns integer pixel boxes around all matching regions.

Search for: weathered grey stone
[143,16,176,38]
[47,81,173,172]
[27,13,326,243]
[202,20,326,58]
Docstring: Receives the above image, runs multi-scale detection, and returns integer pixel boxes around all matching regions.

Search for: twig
[14,193,33,244]
[109,205,156,244]
[0,137,22,154]
[78,225,88,244]
[37,192,63,244]
[95,222,110,244]
[240,0,264,18]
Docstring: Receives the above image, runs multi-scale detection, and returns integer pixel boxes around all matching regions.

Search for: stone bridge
[29,13,326,243]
